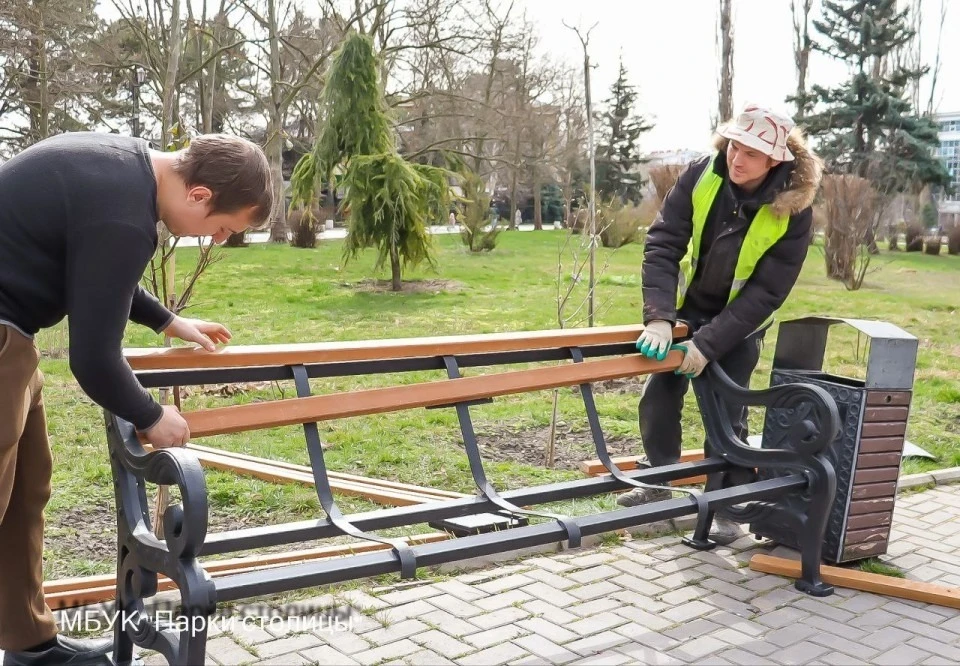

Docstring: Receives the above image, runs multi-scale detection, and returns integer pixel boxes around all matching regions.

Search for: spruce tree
[289,34,452,291]
[595,59,653,204]
[803,0,950,193]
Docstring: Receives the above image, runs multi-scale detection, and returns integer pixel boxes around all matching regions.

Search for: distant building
[639,149,705,201]
[934,111,960,226]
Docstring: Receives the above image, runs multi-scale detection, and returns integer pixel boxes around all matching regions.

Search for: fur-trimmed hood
[712,128,823,217]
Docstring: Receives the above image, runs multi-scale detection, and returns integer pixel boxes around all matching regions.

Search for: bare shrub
[820,174,886,290]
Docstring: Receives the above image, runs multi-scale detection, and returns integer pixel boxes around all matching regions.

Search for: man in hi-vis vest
[619,103,823,544]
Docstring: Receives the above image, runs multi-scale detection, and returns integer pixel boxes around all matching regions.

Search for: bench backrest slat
[182,350,684,437]
[124,324,687,371]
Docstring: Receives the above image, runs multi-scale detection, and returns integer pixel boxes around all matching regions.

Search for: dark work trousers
[638,326,766,486]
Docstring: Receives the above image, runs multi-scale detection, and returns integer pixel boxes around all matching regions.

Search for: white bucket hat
[718,103,796,162]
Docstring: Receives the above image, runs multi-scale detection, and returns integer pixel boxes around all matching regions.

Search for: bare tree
[790,0,814,116]
[0,0,102,151]
[717,0,734,122]
[926,0,947,116]
[563,20,597,327]
[820,174,888,290]
[554,68,586,227]
[239,0,344,243]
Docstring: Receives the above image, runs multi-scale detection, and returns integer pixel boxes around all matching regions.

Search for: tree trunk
[533,177,542,230]
[791,0,812,115]
[563,171,573,228]
[718,0,734,122]
[266,0,287,243]
[509,168,519,230]
[161,0,183,147]
[223,232,248,247]
[390,236,402,291]
[266,118,287,243]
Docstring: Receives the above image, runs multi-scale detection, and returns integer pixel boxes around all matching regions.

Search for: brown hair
[172,134,273,227]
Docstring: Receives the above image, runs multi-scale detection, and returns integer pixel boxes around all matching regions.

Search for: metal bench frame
[106,326,839,666]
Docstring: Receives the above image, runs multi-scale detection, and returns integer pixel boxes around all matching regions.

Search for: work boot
[615,486,671,507]
[708,517,745,546]
[2,635,143,666]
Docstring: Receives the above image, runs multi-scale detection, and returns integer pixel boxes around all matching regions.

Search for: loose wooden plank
[183,447,439,507]
[866,391,911,407]
[184,443,466,500]
[861,422,907,438]
[864,407,910,422]
[44,533,450,609]
[749,554,960,609]
[858,437,905,454]
[125,323,688,371]
[856,453,903,469]
[181,352,684,438]
[578,449,705,476]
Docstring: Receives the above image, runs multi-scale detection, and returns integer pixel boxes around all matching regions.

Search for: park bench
[107,323,840,666]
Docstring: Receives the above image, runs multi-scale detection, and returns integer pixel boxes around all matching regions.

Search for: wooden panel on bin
[842,540,888,561]
[844,526,889,545]
[854,467,900,484]
[859,437,906,454]
[846,512,892,531]
[848,498,895,515]
[124,323,689,371]
[866,391,911,407]
[861,422,907,438]
[852,482,897,500]
[864,406,910,422]
[857,453,904,469]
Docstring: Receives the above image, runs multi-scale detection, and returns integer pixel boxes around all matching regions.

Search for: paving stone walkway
[8,484,960,665]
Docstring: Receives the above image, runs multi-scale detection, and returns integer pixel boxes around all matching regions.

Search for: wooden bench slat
[124,323,688,370]
[182,351,684,438]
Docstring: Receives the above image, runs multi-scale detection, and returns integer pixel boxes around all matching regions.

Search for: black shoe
[2,635,143,666]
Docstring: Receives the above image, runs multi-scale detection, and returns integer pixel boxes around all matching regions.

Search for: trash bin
[750,317,919,563]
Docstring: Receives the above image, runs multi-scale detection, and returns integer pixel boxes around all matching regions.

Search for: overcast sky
[524,0,960,152]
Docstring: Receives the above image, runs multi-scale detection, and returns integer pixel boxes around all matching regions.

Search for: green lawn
[36,231,960,579]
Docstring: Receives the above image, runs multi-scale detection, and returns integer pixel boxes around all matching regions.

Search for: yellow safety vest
[676,155,791,326]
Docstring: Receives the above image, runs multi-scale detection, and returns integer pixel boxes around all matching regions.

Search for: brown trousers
[0,324,58,651]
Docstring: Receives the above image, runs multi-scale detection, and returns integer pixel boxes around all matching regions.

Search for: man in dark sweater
[622,104,822,544]
[0,132,271,665]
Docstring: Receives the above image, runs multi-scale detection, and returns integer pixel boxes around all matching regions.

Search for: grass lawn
[35,230,960,580]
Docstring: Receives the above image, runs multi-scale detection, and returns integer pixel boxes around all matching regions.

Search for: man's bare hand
[141,405,190,448]
[163,315,232,352]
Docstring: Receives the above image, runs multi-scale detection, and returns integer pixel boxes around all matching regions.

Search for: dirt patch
[591,376,648,395]
[45,498,294,579]
[474,422,640,471]
[344,278,463,294]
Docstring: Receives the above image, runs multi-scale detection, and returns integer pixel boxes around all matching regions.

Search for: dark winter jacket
[642,129,823,361]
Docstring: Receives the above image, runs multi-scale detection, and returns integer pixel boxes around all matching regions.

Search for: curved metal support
[692,363,839,594]
[442,356,582,548]
[106,414,217,666]
[291,365,418,578]
[568,347,713,547]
